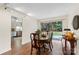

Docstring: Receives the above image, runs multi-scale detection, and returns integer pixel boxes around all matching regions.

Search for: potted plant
[35,29,41,34]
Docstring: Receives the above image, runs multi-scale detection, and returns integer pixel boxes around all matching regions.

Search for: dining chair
[61,33,77,55]
[48,31,53,51]
[44,31,53,51]
[30,33,43,55]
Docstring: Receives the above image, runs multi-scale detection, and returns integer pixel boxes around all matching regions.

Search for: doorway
[11,16,22,49]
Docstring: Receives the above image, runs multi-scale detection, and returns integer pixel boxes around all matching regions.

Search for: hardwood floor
[0,40,60,55]
[1,40,77,55]
[1,42,51,55]
[1,42,33,55]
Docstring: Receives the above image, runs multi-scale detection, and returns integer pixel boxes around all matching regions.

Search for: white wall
[0,6,38,54]
[22,16,38,44]
[0,10,11,54]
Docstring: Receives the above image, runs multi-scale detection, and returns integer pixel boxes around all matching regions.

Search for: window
[41,21,62,31]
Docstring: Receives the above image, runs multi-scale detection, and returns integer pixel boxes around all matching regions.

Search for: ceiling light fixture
[14,7,23,12]
[27,13,34,16]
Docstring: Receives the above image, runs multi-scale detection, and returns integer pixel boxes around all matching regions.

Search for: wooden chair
[47,31,53,51]
[62,34,77,55]
[30,33,42,55]
[44,31,53,51]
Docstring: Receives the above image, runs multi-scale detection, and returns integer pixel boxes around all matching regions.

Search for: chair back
[40,31,48,38]
[48,31,53,40]
[30,33,40,47]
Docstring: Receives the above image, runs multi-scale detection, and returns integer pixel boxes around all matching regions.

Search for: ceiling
[4,3,79,19]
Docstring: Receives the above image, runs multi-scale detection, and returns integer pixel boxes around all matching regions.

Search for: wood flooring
[1,40,77,55]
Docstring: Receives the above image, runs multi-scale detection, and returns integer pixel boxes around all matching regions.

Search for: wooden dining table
[40,36,49,41]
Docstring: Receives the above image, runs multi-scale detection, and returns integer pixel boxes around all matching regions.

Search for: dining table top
[40,36,49,40]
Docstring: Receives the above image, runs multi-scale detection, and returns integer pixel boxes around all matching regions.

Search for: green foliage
[41,21,62,31]
[36,29,41,34]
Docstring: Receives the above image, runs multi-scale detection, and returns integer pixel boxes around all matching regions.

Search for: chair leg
[51,42,53,48]
[49,43,52,51]
[43,43,45,52]
[31,47,33,55]
[38,48,41,55]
